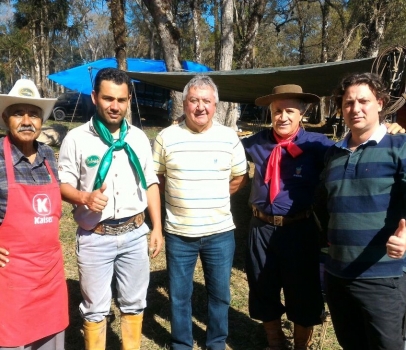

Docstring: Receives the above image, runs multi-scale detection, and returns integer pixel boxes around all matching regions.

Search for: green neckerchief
[92,115,147,191]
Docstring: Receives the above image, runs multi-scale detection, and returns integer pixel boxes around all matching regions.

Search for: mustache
[17,126,36,132]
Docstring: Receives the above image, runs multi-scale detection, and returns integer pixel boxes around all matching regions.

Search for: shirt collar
[336,123,386,150]
[10,139,45,166]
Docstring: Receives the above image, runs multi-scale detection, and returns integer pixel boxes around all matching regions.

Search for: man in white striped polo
[153,75,248,350]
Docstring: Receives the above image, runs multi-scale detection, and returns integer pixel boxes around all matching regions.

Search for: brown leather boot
[293,324,313,350]
[121,313,143,350]
[263,319,289,350]
[83,319,107,350]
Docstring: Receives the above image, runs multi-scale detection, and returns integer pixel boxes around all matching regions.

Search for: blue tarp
[48,58,212,95]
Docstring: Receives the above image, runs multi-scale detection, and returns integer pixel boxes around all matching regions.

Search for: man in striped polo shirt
[153,75,248,350]
[322,73,406,350]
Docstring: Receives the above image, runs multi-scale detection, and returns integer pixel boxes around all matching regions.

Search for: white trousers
[76,223,150,322]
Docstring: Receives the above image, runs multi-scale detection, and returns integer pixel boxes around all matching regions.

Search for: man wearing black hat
[241,85,332,350]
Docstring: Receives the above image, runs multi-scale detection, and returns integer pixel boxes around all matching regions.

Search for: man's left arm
[387,142,406,258]
[230,173,249,195]
[229,134,249,195]
[146,183,163,259]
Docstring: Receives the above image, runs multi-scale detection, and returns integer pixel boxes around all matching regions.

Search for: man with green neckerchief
[58,68,162,350]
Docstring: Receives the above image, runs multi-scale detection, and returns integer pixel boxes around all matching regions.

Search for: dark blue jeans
[325,272,406,350]
[165,231,235,350]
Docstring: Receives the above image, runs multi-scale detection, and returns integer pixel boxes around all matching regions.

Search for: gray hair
[182,75,219,103]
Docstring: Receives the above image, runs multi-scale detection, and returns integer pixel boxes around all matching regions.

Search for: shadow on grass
[64,178,266,349]
[65,279,121,350]
[143,268,267,350]
[141,178,263,349]
[66,272,264,349]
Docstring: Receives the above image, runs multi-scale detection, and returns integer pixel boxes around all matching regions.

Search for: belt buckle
[134,213,143,228]
[273,216,283,226]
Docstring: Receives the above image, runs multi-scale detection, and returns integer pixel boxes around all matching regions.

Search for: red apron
[0,136,68,346]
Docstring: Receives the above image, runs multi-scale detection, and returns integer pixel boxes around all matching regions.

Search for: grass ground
[52,117,341,349]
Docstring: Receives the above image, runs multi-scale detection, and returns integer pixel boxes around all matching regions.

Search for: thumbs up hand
[86,183,109,213]
[386,219,406,259]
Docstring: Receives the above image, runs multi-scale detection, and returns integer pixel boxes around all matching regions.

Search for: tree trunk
[235,0,266,69]
[191,0,202,63]
[148,30,155,58]
[324,0,360,61]
[214,0,221,70]
[134,0,157,59]
[357,0,390,58]
[320,0,329,63]
[219,0,233,71]
[108,0,129,123]
[215,0,238,129]
[41,0,51,97]
[142,0,184,120]
[30,26,41,92]
[335,25,360,61]
[294,0,306,65]
[108,0,127,71]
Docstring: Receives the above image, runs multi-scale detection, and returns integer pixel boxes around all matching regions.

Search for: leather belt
[252,205,312,226]
[92,212,145,235]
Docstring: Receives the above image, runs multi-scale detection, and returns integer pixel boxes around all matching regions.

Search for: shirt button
[117,209,120,213]
[116,192,119,195]
[113,155,116,159]
[115,174,118,177]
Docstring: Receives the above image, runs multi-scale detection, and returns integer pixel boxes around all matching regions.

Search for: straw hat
[0,79,57,129]
[255,84,320,106]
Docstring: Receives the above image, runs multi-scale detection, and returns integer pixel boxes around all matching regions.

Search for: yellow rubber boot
[83,319,106,350]
[121,313,143,350]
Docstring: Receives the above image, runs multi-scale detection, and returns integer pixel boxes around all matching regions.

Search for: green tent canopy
[127,57,375,104]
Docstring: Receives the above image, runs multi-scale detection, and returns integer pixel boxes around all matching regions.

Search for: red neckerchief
[265,128,303,203]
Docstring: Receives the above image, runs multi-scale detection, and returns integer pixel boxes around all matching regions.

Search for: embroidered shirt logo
[293,166,303,178]
[85,155,100,168]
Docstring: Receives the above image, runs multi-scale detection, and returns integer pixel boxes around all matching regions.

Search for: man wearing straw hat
[0,79,68,349]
